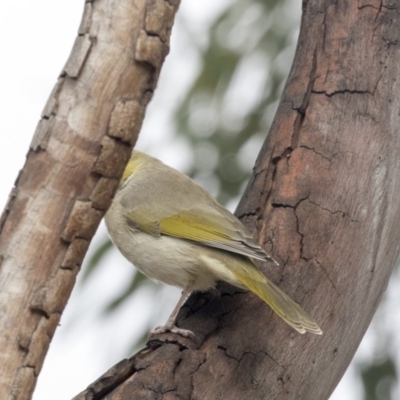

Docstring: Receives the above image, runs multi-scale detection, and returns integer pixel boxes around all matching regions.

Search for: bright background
[0,1,399,399]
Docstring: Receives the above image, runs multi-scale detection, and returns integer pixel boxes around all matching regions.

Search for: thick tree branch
[0,1,180,399]
[74,2,400,399]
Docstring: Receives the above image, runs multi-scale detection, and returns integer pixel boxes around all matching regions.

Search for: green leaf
[361,357,397,400]
[103,270,153,314]
[81,238,113,283]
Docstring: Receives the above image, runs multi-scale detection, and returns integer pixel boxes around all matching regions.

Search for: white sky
[0,1,398,399]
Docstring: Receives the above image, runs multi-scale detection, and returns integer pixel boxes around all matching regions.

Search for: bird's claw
[149,325,196,341]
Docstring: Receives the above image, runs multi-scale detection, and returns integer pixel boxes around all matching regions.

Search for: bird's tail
[231,263,322,335]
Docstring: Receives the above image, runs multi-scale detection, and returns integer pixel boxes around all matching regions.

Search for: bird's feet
[149,324,196,341]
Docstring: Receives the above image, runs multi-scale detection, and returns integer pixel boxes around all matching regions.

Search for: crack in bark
[187,353,207,396]
[189,355,207,377]
[216,345,240,365]
[216,346,290,392]
[271,196,355,292]
[312,73,382,98]
[258,46,319,244]
[147,338,191,352]
[29,307,51,320]
[315,258,337,292]
[295,207,306,263]
[321,10,328,53]
[271,198,308,261]
[312,88,373,97]
[358,3,380,11]
[307,199,359,223]
[375,0,384,21]
[236,210,258,220]
[252,166,267,181]
[146,384,177,396]
[300,145,362,168]
[299,145,333,163]
[217,345,285,371]
[273,196,359,224]
[24,365,38,377]
[292,47,318,148]
[263,227,276,255]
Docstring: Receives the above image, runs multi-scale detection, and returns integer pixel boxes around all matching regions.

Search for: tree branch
[0,1,180,399]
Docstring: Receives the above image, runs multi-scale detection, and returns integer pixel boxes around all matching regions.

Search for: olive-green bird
[105,151,322,338]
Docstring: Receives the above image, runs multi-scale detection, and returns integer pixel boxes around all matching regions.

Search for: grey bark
[0,1,180,399]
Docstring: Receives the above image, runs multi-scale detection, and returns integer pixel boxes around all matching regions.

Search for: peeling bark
[0,1,180,399]
[74,1,400,399]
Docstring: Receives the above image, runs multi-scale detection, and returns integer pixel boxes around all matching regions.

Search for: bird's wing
[125,203,276,263]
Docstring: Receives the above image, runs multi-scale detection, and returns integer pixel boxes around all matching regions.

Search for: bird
[104,150,322,339]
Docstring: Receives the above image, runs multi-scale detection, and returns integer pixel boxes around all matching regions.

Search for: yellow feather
[160,213,229,243]
[231,262,322,335]
[120,154,145,186]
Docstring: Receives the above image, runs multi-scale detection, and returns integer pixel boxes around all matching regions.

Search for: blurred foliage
[360,357,397,400]
[82,0,398,398]
[176,0,298,204]
[103,268,149,313]
[81,237,113,283]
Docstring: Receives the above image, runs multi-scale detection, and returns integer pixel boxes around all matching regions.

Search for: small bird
[105,150,322,338]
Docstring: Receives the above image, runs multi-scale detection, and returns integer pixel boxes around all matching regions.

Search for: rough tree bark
[73,1,400,400]
[0,1,180,399]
